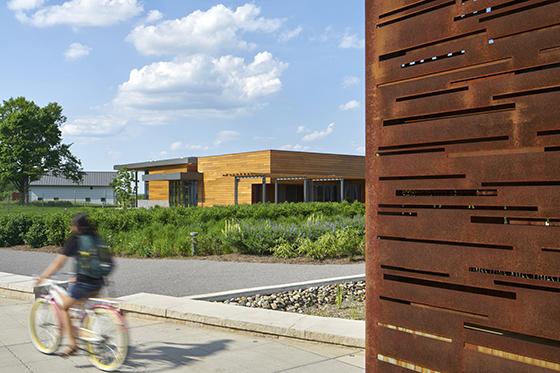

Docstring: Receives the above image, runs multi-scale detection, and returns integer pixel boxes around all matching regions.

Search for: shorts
[68,282,103,300]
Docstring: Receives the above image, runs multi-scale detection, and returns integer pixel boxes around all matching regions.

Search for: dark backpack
[76,235,114,279]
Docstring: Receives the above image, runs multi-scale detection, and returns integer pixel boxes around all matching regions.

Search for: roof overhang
[143,172,203,182]
[114,157,198,171]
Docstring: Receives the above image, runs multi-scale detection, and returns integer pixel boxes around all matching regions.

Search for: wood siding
[270,150,365,179]
[147,164,195,200]
[197,151,272,206]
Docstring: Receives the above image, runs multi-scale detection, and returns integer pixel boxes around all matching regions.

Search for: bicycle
[29,274,129,372]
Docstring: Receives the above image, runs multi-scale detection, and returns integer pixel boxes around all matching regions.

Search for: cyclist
[35,213,105,356]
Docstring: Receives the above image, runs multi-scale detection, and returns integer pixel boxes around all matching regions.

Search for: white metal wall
[29,186,115,204]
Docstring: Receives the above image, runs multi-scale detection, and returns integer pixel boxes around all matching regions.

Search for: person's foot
[61,345,78,358]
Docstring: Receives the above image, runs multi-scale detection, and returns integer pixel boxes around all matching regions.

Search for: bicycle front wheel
[29,298,62,354]
[84,307,129,372]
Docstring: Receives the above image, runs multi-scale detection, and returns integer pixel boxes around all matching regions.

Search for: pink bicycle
[29,275,129,371]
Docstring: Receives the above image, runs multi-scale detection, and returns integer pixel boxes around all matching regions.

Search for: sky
[0,0,365,171]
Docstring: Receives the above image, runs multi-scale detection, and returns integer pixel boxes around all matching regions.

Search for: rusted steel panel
[366,0,560,371]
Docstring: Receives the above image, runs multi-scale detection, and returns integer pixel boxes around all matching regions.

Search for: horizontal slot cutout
[493,85,560,100]
[384,274,517,299]
[377,147,445,156]
[380,203,537,211]
[396,189,497,196]
[379,29,485,62]
[465,343,560,371]
[379,135,508,151]
[378,211,418,217]
[480,0,560,22]
[456,0,532,21]
[482,180,560,187]
[396,86,469,102]
[378,235,513,250]
[380,174,465,181]
[380,295,489,319]
[543,247,560,253]
[545,146,560,152]
[471,216,560,226]
[377,354,442,372]
[381,265,450,277]
[470,267,559,283]
[376,0,455,28]
[495,280,560,293]
[383,103,516,126]
[465,323,560,347]
[401,50,465,69]
[378,322,453,342]
[379,0,439,19]
[537,129,560,137]
[451,61,560,84]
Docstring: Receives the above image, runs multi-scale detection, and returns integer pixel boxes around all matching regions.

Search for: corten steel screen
[365,0,560,371]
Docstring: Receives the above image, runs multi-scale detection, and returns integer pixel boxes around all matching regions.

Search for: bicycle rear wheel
[29,298,62,354]
[84,307,128,372]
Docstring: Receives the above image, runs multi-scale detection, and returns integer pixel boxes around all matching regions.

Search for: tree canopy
[0,97,82,204]
[111,168,135,208]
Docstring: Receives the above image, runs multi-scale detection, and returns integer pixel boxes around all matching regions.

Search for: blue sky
[0,0,365,171]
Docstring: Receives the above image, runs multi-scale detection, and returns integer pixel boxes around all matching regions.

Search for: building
[115,150,365,208]
[29,172,117,205]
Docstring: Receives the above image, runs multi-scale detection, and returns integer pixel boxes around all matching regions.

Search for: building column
[274,179,279,204]
[303,179,308,202]
[134,171,139,208]
[262,176,267,203]
[234,177,239,206]
[340,179,345,202]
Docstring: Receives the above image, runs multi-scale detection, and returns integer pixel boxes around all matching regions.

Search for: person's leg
[59,292,78,353]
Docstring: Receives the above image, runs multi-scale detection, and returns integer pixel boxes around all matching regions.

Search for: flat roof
[114,157,198,171]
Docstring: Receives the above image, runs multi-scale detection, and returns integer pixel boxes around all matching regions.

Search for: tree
[0,97,83,204]
[112,168,135,208]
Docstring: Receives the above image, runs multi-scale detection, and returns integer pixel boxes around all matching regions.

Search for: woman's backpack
[76,235,114,279]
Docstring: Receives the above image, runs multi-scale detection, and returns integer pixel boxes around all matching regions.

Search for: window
[37,197,43,201]
[85,198,91,203]
[90,187,94,190]
[54,197,59,201]
[101,198,106,203]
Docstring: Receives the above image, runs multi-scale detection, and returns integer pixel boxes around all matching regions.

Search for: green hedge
[0,202,365,259]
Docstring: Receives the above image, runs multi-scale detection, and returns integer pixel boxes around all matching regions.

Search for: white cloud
[127,4,283,56]
[339,33,365,49]
[62,116,127,138]
[64,42,91,61]
[339,100,360,111]
[279,26,303,42]
[144,9,162,24]
[113,52,288,119]
[7,0,43,11]
[280,144,311,151]
[170,142,209,152]
[14,0,143,28]
[214,130,240,145]
[302,123,335,142]
[296,125,309,134]
[342,76,360,88]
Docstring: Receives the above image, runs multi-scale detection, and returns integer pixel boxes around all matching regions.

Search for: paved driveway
[0,249,364,297]
[0,296,364,372]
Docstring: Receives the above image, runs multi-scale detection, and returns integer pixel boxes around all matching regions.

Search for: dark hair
[71,213,96,235]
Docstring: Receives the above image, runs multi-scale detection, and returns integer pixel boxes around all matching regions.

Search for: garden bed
[221,281,366,320]
[0,202,365,260]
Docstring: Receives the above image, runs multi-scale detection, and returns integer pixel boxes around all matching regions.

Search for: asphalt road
[0,249,364,297]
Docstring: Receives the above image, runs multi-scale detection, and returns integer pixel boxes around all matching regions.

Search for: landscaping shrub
[0,202,365,259]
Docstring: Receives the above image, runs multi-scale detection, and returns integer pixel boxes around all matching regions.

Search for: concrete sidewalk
[0,296,365,372]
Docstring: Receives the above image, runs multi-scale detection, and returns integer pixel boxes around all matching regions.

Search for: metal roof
[114,157,198,171]
[30,172,117,187]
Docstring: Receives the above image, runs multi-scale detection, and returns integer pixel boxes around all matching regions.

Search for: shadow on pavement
[77,339,233,372]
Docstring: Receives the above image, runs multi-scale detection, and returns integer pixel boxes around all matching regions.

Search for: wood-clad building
[115,150,364,207]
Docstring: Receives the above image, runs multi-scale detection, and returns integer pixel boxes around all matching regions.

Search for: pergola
[223,173,347,205]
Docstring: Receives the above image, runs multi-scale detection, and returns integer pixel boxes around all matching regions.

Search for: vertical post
[303,179,308,202]
[340,179,345,202]
[234,177,239,206]
[274,179,279,204]
[262,176,267,203]
[309,180,314,202]
[135,171,139,208]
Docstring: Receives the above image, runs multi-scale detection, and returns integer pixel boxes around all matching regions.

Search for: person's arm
[36,255,68,286]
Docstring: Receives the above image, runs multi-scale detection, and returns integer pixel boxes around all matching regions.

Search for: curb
[0,272,365,349]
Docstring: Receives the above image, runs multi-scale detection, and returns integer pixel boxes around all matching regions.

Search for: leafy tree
[112,168,135,208]
[0,97,82,204]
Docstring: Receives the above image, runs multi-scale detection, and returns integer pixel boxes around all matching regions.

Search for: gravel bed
[222,281,366,314]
